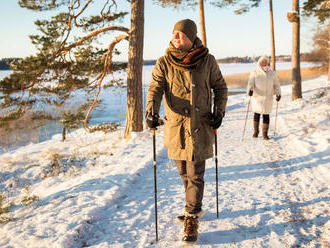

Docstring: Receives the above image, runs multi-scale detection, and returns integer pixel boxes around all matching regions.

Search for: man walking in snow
[145,19,228,243]
[247,56,281,140]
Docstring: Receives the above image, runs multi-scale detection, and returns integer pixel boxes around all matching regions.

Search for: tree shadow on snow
[200,195,330,246]
[201,215,329,246]
[215,196,330,221]
[208,149,330,182]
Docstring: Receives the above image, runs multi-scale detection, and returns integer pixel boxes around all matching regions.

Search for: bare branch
[101,0,117,16]
[63,26,129,52]
[101,0,111,15]
[58,14,73,51]
[74,0,93,19]
[71,0,81,10]
[83,34,128,130]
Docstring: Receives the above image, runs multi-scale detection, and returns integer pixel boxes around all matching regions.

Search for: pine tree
[124,0,145,139]
[211,0,261,14]
[306,26,329,70]
[269,0,276,71]
[302,0,330,23]
[288,0,302,100]
[302,0,330,80]
[199,0,207,47]
[0,0,130,136]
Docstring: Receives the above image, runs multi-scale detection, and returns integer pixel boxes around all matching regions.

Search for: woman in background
[247,56,281,140]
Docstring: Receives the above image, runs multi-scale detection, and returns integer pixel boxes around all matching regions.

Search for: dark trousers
[254,113,270,124]
[175,160,206,214]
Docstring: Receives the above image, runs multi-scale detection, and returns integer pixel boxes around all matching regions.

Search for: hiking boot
[178,209,204,223]
[262,123,270,140]
[182,216,199,243]
[252,121,259,138]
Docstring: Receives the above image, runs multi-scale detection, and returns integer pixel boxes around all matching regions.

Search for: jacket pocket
[201,122,214,147]
[164,117,185,149]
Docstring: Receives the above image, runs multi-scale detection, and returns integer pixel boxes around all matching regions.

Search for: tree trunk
[199,0,207,47]
[328,23,330,81]
[124,0,144,139]
[62,127,66,142]
[291,0,302,100]
[269,0,276,71]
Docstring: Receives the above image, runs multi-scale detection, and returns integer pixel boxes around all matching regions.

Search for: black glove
[248,90,253,96]
[211,113,223,129]
[276,95,281,101]
[204,112,223,129]
[146,112,160,129]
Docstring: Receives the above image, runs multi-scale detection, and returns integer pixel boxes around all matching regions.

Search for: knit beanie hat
[173,19,197,43]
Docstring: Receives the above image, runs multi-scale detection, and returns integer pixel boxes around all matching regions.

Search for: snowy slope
[0,76,329,248]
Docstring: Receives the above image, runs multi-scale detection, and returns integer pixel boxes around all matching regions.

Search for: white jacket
[247,65,281,114]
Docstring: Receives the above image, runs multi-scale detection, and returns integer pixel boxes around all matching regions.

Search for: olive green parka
[146,46,228,162]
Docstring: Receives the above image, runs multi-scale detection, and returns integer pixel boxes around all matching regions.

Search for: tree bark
[124,0,144,139]
[328,23,330,81]
[62,127,66,142]
[199,0,207,47]
[291,0,302,100]
[269,0,276,71]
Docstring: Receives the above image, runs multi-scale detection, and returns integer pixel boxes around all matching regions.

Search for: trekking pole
[213,105,219,218]
[151,104,159,242]
[241,96,251,141]
[274,101,279,136]
[214,128,219,218]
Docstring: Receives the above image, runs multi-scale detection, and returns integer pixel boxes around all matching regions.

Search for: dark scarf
[165,38,209,71]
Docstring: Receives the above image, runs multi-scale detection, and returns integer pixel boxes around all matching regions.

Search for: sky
[0,0,318,61]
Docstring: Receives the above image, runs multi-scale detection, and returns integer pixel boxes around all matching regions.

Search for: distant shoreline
[1,64,325,90]
[0,61,319,71]
[0,58,318,70]
[225,66,326,88]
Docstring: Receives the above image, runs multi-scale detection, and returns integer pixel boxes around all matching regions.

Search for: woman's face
[259,59,269,67]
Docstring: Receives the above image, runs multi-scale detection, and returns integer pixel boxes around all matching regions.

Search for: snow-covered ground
[0,76,329,248]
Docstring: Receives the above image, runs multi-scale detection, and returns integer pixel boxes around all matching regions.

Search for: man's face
[172,31,193,50]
